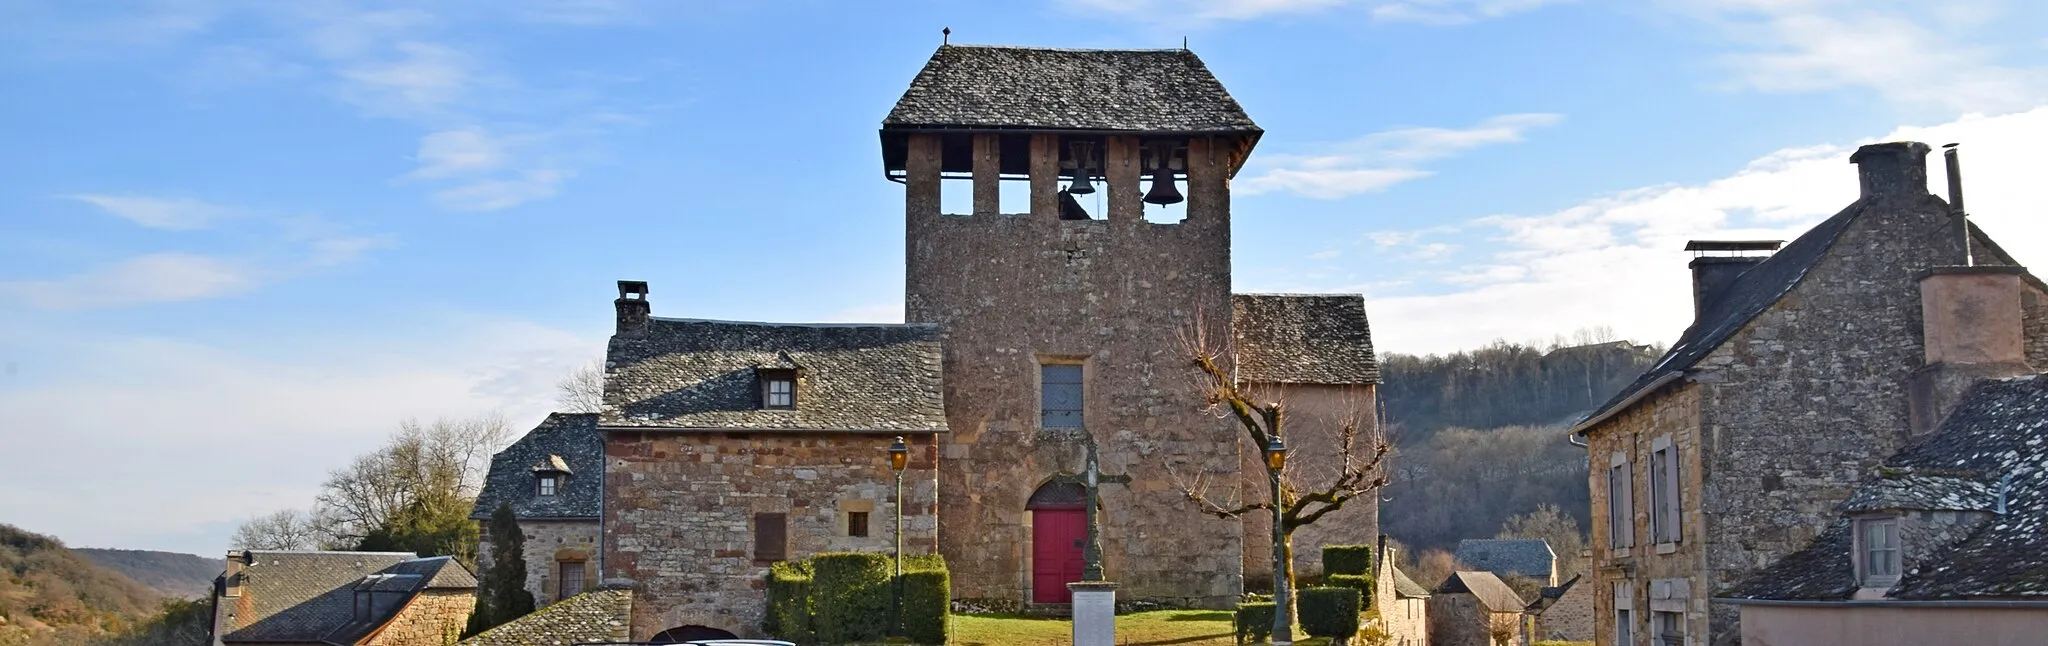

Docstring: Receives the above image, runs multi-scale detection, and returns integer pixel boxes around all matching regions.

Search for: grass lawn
[951,610,1332,646]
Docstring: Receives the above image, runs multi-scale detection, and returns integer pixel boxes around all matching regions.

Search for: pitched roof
[602,318,946,432]
[1436,570,1527,612]
[1454,539,1556,580]
[1231,294,1380,385]
[215,552,474,644]
[459,585,633,646]
[472,413,603,520]
[1527,574,1583,613]
[1390,565,1432,598]
[1723,374,2048,601]
[883,45,1259,134]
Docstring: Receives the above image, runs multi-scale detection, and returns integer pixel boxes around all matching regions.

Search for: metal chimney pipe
[1943,143,1973,266]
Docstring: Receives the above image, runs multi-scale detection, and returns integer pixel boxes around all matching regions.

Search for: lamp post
[888,436,909,637]
[1265,435,1292,645]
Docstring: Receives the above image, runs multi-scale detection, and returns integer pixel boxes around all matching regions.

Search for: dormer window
[539,475,559,497]
[760,368,798,410]
[532,454,571,497]
[1856,516,1901,587]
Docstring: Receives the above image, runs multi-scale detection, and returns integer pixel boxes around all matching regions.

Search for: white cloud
[1060,0,1566,24]
[0,253,256,309]
[1681,0,2048,112]
[69,194,236,230]
[410,128,512,179]
[1372,0,1574,25]
[1359,106,2048,355]
[336,41,474,119]
[0,316,601,554]
[1240,114,1562,199]
[432,169,571,211]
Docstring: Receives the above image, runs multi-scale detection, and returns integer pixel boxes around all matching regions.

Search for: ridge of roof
[650,316,936,329]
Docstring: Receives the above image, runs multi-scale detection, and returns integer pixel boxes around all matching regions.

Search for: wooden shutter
[755,512,787,562]
[1662,447,1681,542]
[1610,458,1634,548]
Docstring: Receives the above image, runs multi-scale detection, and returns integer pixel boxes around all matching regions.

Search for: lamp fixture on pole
[889,436,909,637]
[1265,434,1292,645]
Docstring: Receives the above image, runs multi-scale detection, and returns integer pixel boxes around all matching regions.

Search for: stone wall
[1428,593,1516,646]
[1587,383,1701,646]
[1240,383,1380,583]
[1372,552,1427,646]
[478,519,599,608]
[906,134,1243,606]
[602,432,939,640]
[364,589,475,646]
[1533,581,1593,642]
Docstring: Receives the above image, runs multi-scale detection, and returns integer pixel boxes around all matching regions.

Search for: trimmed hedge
[1298,586,1362,641]
[900,566,950,644]
[763,560,813,641]
[1323,544,1373,576]
[1234,601,1275,645]
[811,552,893,644]
[1327,573,1375,610]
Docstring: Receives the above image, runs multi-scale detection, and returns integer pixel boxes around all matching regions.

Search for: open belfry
[476,42,1383,640]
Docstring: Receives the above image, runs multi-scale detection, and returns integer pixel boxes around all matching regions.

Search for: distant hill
[75,549,220,600]
[0,524,165,646]
[1379,339,1662,439]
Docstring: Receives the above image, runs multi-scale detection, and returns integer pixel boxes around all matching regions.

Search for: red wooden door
[1032,508,1086,603]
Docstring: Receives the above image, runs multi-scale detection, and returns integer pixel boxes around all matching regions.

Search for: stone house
[1570,141,2048,646]
[1525,574,1593,643]
[208,550,475,646]
[572,42,1385,639]
[459,585,633,646]
[1720,368,2048,643]
[1372,536,1431,646]
[1431,570,1528,646]
[471,412,601,607]
[1456,538,1558,586]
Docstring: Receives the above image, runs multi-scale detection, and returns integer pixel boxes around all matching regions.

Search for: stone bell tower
[881,43,1263,607]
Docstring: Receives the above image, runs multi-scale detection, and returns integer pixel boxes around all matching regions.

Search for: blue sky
[5,0,2048,556]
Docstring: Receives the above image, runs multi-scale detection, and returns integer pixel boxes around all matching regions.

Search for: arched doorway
[1026,480,1087,604]
[650,625,738,643]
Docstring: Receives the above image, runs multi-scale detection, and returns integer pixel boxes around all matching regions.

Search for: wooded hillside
[1376,339,1661,553]
[74,549,218,600]
[0,525,162,646]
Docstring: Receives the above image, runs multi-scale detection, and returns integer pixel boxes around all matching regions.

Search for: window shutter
[1617,461,1635,547]
[755,512,788,562]
[1662,448,1681,542]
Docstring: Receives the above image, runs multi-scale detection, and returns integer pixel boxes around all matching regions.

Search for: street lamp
[1265,434,1292,645]
[888,435,909,636]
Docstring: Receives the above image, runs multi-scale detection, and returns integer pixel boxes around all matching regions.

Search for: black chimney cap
[617,280,648,298]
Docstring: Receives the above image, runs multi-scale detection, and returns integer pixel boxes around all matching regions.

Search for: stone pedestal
[1068,581,1120,646]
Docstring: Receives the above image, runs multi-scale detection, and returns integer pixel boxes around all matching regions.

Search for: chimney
[1685,240,1782,318]
[1849,141,1932,203]
[223,550,248,597]
[1907,266,2035,434]
[615,280,650,334]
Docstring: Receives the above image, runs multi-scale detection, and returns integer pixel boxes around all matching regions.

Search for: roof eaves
[1570,371,1686,435]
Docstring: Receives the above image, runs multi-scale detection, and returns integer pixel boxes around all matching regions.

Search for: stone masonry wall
[364,589,474,646]
[602,432,939,640]
[906,135,1242,606]
[1534,581,1594,642]
[1588,383,1701,646]
[1373,553,1427,646]
[1240,383,1381,583]
[1428,594,1516,646]
[478,519,599,608]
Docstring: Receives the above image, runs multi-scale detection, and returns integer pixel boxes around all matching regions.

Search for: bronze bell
[1067,168,1096,195]
[1143,166,1183,206]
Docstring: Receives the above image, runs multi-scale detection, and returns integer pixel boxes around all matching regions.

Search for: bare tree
[1497,503,1587,580]
[1488,612,1520,646]
[231,509,321,551]
[1172,321,1392,604]
[556,362,605,414]
[315,414,509,543]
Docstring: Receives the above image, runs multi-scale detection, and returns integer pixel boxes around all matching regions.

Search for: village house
[470,412,602,608]
[1525,574,1593,644]
[458,585,634,646]
[1430,570,1528,646]
[473,42,1392,640]
[1455,538,1558,586]
[1372,536,1431,646]
[207,550,476,646]
[1571,141,2048,646]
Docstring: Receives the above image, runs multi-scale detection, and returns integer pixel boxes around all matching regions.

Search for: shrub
[1234,602,1275,645]
[1323,544,1373,576]
[811,552,893,643]
[763,560,813,642]
[1298,587,1362,643]
[1327,573,1375,610]
[899,565,950,644]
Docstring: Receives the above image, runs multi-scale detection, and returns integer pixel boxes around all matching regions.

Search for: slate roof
[1436,570,1527,612]
[1454,539,1556,581]
[602,318,946,432]
[472,413,603,520]
[1390,566,1432,598]
[215,552,475,644]
[1527,574,1582,613]
[883,45,1259,134]
[1723,374,2048,601]
[1232,294,1380,385]
[459,585,633,646]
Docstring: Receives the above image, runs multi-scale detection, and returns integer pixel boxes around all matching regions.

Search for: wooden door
[1032,508,1086,603]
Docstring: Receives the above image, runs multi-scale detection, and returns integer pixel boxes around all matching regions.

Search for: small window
[754,512,787,562]
[558,560,586,599]
[760,369,797,410]
[848,511,870,538]
[539,475,558,497]
[1040,363,1084,428]
[1859,517,1901,586]
[1652,611,1683,646]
